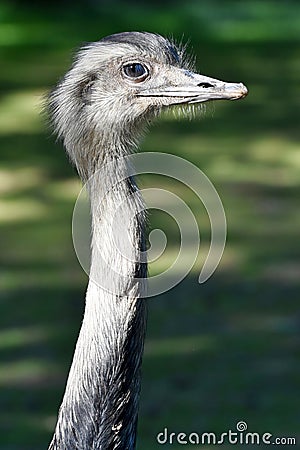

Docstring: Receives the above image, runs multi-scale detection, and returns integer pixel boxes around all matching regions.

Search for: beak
[138,71,248,105]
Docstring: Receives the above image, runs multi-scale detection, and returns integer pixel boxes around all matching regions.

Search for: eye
[122,63,149,81]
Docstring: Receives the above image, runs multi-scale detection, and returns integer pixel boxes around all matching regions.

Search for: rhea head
[49,31,247,180]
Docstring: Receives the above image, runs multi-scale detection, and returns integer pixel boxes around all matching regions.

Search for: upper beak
[138,71,248,105]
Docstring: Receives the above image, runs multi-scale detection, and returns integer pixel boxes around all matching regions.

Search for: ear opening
[79,73,98,105]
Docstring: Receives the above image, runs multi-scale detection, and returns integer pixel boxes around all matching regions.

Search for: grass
[0,1,300,449]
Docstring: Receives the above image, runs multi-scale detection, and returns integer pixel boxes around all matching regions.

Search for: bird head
[49,32,247,176]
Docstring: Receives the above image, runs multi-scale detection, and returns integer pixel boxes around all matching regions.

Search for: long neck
[49,149,147,450]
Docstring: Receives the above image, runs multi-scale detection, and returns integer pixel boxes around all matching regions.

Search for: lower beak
[138,72,248,105]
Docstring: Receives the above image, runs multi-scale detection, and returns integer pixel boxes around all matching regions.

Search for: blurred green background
[0,0,299,449]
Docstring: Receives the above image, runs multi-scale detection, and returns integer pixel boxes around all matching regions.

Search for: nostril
[198,82,214,88]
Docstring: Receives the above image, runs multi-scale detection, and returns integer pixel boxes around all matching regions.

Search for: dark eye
[122,63,148,81]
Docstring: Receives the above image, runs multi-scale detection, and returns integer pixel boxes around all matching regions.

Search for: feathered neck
[48,140,147,450]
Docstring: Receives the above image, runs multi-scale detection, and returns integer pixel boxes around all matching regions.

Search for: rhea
[48,32,247,450]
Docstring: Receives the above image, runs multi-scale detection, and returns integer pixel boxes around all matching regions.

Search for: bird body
[48,32,247,449]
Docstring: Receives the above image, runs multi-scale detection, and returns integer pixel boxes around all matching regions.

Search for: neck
[49,143,147,450]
